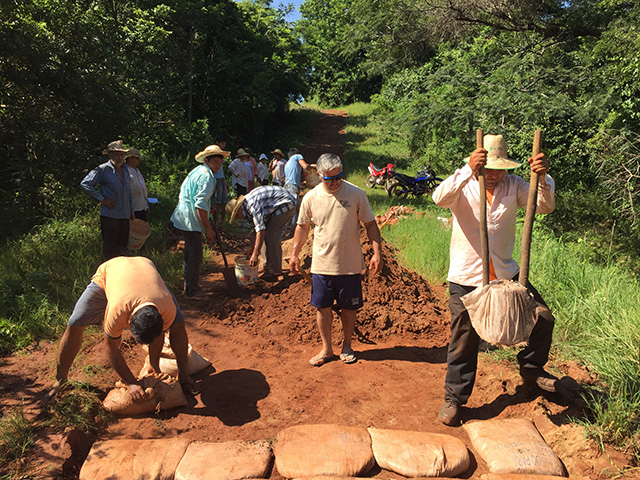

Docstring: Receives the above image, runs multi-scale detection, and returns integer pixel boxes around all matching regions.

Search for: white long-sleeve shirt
[229,158,249,188]
[432,164,555,287]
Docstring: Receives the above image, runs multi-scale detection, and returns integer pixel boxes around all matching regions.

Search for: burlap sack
[464,419,566,476]
[175,440,272,480]
[79,438,189,480]
[140,335,212,377]
[274,424,375,478]
[103,374,187,415]
[481,475,575,480]
[368,427,470,477]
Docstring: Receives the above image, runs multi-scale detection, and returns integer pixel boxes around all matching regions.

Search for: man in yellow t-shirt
[48,257,197,401]
[290,153,383,367]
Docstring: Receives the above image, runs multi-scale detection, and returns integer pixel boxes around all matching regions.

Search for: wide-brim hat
[125,147,143,160]
[259,153,268,161]
[271,148,284,157]
[227,196,245,222]
[195,144,231,163]
[464,134,521,170]
[102,140,127,154]
[236,148,250,158]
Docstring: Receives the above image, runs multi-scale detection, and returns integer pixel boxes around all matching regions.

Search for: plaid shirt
[241,186,296,232]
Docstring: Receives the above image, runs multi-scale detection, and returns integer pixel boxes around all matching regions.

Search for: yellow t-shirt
[91,257,176,338]
[298,181,375,275]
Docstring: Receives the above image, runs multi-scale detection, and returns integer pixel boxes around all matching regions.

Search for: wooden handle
[300,268,312,284]
[477,129,489,286]
[519,129,543,285]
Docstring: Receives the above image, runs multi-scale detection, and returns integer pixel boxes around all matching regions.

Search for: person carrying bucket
[228,185,296,282]
[432,133,557,427]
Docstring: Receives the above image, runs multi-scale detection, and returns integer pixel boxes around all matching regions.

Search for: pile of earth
[197,226,449,347]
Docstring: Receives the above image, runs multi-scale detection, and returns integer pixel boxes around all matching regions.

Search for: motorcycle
[366,162,395,188]
[385,165,443,199]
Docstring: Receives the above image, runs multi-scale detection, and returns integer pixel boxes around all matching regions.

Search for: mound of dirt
[198,227,448,348]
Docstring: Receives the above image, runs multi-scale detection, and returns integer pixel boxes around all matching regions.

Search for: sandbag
[274,424,375,478]
[175,440,272,480]
[461,279,538,346]
[140,335,212,377]
[464,419,566,477]
[368,427,470,477]
[481,475,578,480]
[79,438,189,480]
[103,374,187,415]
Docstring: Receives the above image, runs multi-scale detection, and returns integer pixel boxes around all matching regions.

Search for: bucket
[128,219,151,250]
[234,256,258,286]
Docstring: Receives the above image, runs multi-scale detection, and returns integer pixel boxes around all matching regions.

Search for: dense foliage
[0,0,307,236]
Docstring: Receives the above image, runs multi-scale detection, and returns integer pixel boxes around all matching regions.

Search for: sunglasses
[321,171,344,182]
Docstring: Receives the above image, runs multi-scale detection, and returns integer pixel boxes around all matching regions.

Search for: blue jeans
[284,184,300,236]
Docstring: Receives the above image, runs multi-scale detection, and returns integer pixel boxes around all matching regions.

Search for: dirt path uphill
[0,110,637,479]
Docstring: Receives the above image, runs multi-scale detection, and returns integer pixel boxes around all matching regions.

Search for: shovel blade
[222,267,240,296]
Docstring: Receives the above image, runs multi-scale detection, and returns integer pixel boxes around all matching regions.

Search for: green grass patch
[0,404,35,467]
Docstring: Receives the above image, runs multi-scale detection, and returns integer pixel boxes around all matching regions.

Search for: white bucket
[234,256,258,286]
[128,219,151,250]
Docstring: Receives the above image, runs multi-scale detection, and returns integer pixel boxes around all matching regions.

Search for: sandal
[309,353,335,367]
[340,349,357,364]
[181,381,201,396]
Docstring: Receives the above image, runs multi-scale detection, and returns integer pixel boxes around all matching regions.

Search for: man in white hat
[432,134,557,426]
[81,140,134,261]
[257,153,270,186]
[125,147,149,221]
[228,148,252,196]
[171,144,230,297]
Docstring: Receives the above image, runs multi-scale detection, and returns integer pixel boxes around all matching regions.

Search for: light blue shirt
[284,154,304,189]
[80,161,133,219]
[171,164,216,232]
[214,164,225,180]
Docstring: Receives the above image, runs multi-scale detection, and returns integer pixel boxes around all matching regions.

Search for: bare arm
[168,323,193,385]
[289,223,311,273]
[196,207,214,242]
[104,336,148,401]
[364,220,383,275]
[147,333,163,374]
[250,230,266,267]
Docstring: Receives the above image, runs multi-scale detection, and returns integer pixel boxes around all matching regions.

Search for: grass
[0,405,34,466]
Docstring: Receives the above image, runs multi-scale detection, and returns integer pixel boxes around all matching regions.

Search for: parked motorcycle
[385,165,443,198]
[366,162,395,188]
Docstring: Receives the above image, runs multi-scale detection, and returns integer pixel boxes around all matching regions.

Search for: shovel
[461,129,541,346]
[210,221,240,296]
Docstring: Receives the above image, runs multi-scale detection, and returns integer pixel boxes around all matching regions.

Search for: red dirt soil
[1,110,638,479]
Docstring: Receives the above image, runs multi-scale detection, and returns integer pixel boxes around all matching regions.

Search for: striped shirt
[241,186,296,232]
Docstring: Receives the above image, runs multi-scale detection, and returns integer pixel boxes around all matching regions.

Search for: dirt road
[1,110,637,479]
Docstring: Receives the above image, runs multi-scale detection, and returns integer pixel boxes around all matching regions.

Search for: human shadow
[190,368,270,426]
[357,345,447,364]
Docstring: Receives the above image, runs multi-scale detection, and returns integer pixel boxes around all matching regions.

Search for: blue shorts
[310,274,363,310]
[68,281,185,331]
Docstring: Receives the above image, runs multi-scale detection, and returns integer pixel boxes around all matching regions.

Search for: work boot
[520,368,559,392]
[437,401,461,426]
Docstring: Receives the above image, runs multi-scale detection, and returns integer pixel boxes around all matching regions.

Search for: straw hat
[464,134,521,170]
[125,147,143,160]
[102,140,127,154]
[227,196,245,222]
[195,144,231,163]
[271,148,284,157]
[236,148,250,158]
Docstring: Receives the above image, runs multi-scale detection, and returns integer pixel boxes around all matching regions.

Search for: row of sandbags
[80,420,570,479]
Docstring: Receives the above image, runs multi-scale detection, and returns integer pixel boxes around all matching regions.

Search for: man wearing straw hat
[81,140,134,261]
[432,134,557,426]
[229,185,296,281]
[270,149,286,186]
[171,144,231,297]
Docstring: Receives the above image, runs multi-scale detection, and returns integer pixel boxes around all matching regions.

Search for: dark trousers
[444,278,555,406]
[100,216,129,261]
[180,229,203,296]
[134,210,148,222]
